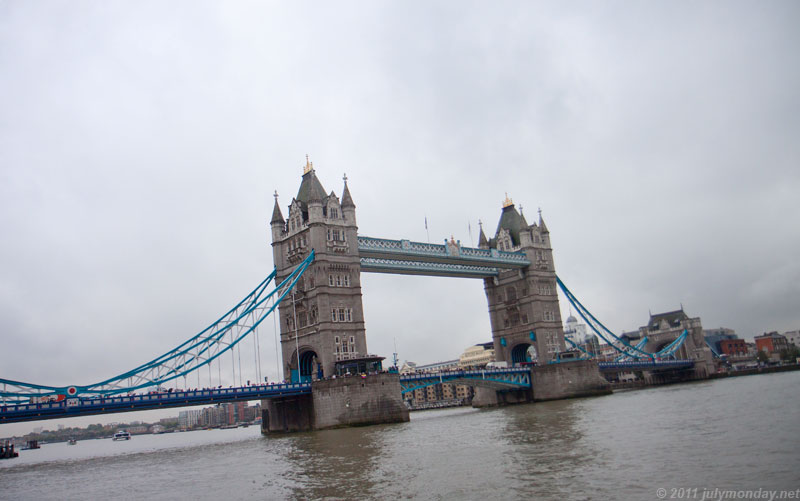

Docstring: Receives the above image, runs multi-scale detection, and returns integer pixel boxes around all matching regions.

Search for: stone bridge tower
[480,196,566,364]
[270,159,367,382]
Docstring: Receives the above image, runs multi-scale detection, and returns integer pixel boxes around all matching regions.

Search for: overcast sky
[1,1,799,433]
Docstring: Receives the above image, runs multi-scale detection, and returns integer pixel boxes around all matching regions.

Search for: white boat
[112,430,131,441]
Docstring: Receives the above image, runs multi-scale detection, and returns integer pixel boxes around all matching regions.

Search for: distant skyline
[2,1,799,436]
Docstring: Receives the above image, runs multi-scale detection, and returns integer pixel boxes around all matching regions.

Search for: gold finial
[273,190,279,201]
[303,154,313,174]
[343,173,348,184]
[502,192,513,208]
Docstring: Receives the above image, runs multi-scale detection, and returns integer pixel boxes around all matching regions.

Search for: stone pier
[472,360,611,408]
[261,372,409,434]
[530,360,611,401]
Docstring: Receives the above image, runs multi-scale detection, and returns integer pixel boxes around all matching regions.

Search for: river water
[2,371,798,500]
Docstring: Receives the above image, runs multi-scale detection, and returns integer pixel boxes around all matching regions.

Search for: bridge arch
[289,347,320,383]
[510,343,538,365]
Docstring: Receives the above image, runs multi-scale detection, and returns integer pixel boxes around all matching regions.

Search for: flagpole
[425,215,430,243]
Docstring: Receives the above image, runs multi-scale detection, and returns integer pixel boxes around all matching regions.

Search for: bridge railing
[0,383,312,419]
[360,257,500,278]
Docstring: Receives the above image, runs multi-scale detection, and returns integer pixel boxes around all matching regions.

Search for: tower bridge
[270,160,567,385]
[1,158,713,431]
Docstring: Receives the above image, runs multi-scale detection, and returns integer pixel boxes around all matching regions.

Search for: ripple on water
[2,371,799,499]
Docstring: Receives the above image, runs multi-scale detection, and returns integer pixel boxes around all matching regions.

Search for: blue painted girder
[399,367,531,394]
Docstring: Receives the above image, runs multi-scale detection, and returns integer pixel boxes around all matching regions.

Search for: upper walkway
[357,236,530,278]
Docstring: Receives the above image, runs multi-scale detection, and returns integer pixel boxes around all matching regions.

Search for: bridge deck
[0,383,311,424]
[399,367,531,393]
[597,360,695,372]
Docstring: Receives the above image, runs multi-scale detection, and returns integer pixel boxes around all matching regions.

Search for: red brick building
[754,332,789,354]
[719,338,748,356]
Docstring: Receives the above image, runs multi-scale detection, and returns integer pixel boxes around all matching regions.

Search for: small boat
[68,438,77,445]
[22,440,40,450]
[112,430,131,441]
[1,441,19,459]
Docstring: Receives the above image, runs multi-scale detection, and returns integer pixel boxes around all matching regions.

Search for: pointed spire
[519,204,529,226]
[478,219,488,247]
[538,207,548,233]
[296,157,327,204]
[341,172,355,208]
[271,190,284,224]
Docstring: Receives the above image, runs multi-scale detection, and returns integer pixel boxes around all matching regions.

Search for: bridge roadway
[0,383,312,425]
[597,360,695,372]
[0,362,694,424]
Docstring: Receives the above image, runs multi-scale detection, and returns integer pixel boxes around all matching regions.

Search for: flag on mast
[425,215,430,243]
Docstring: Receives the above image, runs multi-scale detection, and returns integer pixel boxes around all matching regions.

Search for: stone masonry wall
[531,360,611,401]
[311,372,409,430]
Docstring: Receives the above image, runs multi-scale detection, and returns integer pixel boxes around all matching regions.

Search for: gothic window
[329,275,334,286]
[335,336,340,344]
[543,311,555,322]
[331,309,337,322]
[327,229,332,241]
[298,313,308,328]
[330,208,339,219]
[338,308,346,322]
[521,313,529,324]
[344,275,350,287]
[507,287,517,302]
[336,275,342,287]
[509,309,520,326]
[504,318,510,328]
[345,308,352,322]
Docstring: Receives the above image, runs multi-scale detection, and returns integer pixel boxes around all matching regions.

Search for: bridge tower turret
[483,196,566,365]
[270,158,367,383]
